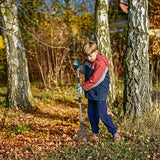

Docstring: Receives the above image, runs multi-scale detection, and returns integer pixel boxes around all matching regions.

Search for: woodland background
[0,0,159,88]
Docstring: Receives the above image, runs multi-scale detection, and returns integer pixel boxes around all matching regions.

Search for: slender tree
[95,0,115,104]
[1,0,33,107]
[124,0,151,116]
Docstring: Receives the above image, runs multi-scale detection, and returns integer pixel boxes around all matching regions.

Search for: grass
[0,82,160,159]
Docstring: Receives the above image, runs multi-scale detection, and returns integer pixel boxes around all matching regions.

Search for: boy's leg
[88,99,99,135]
[97,101,117,136]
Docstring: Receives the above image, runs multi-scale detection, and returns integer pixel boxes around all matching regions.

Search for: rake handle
[77,67,83,129]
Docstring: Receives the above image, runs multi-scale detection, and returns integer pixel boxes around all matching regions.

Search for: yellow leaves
[54,16,61,22]
[0,36,5,50]
[156,108,160,115]
[149,35,160,59]
[63,9,76,15]
[149,29,160,36]
[72,25,78,35]
[68,12,94,36]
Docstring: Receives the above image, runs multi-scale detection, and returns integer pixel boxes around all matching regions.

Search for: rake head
[74,129,88,142]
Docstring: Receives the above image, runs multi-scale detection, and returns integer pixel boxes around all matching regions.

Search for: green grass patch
[7,125,31,135]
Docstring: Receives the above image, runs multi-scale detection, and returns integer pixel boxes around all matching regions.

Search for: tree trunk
[1,0,33,107]
[124,0,151,116]
[95,0,115,104]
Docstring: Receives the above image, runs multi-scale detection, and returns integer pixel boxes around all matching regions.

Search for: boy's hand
[76,86,83,96]
[73,60,80,68]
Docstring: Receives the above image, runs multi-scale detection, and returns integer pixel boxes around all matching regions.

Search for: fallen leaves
[0,90,84,159]
[0,87,160,159]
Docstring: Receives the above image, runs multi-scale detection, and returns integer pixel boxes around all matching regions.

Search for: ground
[0,83,160,159]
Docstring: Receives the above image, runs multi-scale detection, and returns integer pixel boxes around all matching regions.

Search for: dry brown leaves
[0,97,85,159]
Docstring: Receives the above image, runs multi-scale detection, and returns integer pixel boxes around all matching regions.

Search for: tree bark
[1,0,33,107]
[95,0,115,104]
[124,0,151,116]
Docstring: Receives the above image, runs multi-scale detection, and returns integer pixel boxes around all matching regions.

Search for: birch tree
[1,0,33,107]
[95,0,115,104]
[124,0,151,116]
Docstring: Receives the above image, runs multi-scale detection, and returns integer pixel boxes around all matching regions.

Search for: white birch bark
[1,0,33,107]
[95,0,115,104]
[124,0,151,116]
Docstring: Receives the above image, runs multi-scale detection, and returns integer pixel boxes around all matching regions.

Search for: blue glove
[76,86,83,96]
[73,60,80,68]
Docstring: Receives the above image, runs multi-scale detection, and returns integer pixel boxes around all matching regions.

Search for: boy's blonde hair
[83,41,98,55]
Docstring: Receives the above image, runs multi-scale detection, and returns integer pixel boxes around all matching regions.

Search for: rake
[74,64,88,142]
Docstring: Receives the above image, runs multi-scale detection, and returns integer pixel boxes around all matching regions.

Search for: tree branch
[1,6,71,51]
[18,21,70,50]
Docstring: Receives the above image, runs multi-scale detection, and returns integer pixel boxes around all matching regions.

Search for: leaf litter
[0,87,160,159]
[0,88,85,159]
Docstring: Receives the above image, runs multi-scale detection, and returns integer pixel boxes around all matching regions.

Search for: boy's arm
[82,61,108,91]
[73,60,85,74]
[79,65,85,74]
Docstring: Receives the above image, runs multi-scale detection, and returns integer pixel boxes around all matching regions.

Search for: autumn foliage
[0,0,160,85]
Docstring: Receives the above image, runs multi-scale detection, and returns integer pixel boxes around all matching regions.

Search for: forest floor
[0,81,160,159]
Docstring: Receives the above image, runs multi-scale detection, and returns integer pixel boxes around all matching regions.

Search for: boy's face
[86,51,98,62]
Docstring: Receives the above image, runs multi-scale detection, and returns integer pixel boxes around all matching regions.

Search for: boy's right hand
[76,86,83,96]
[73,60,80,68]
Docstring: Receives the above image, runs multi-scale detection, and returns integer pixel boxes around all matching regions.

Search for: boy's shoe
[113,134,121,143]
[89,134,99,143]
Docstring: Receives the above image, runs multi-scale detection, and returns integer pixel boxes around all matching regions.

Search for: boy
[73,41,121,142]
